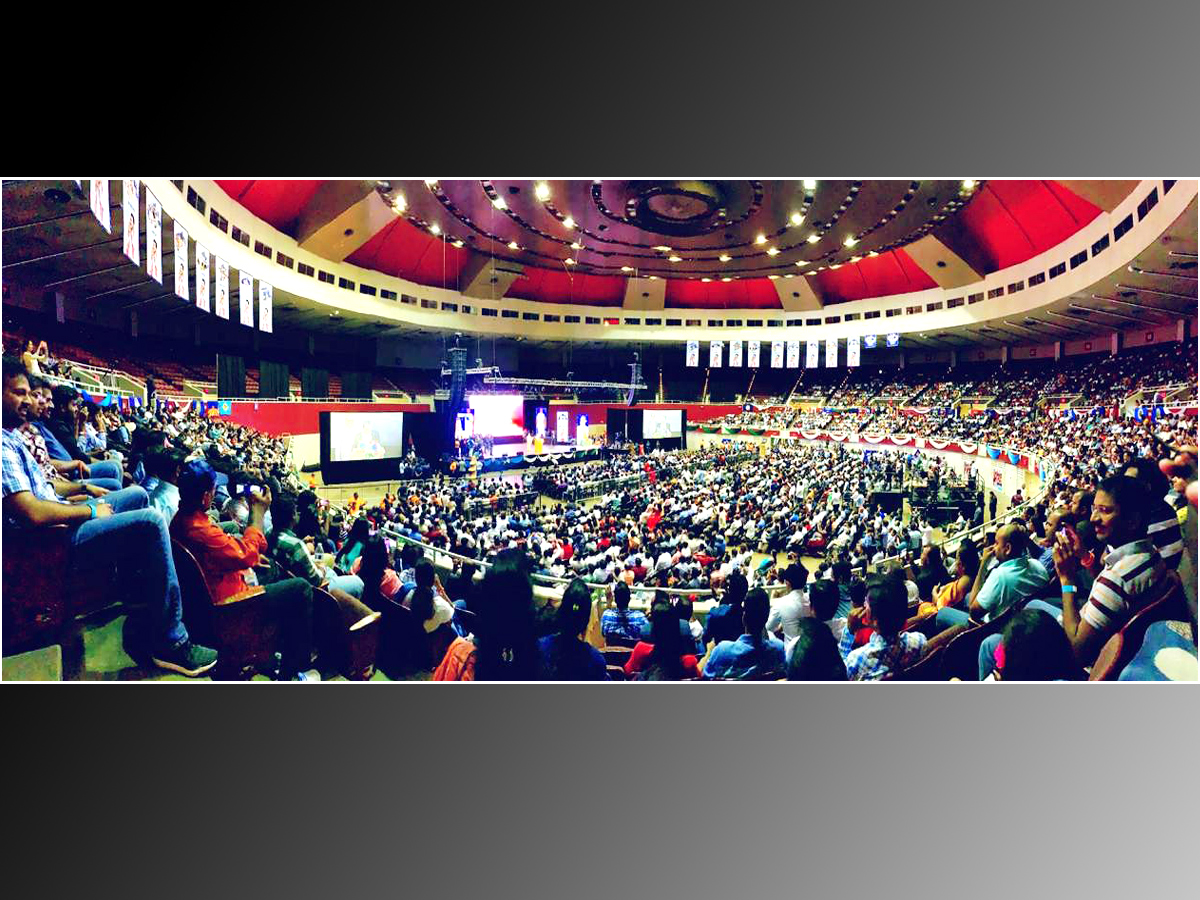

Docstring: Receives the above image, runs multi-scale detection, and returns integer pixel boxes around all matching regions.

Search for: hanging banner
[826,337,838,368]
[215,257,230,320]
[239,271,254,326]
[195,244,210,312]
[863,334,877,349]
[557,410,569,444]
[90,179,111,233]
[805,339,819,368]
[729,339,743,368]
[747,340,761,368]
[145,190,162,284]
[771,340,784,368]
[258,282,273,333]
[173,221,189,301]
[709,340,723,368]
[786,340,800,368]
[847,334,861,367]
[686,339,699,367]
[886,332,900,348]
[122,179,139,265]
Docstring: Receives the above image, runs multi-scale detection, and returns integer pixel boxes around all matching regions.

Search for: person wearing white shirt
[765,563,811,640]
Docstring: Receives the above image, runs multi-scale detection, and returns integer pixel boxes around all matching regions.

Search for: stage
[457,438,589,460]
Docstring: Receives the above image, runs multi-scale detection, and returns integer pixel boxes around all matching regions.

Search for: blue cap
[178,459,218,505]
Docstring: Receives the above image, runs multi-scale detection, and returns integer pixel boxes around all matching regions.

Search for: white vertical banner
[215,257,230,319]
[90,179,111,232]
[145,190,163,284]
[729,339,743,368]
[786,339,800,368]
[770,340,784,368]
[826,337,838,368]
[195,244,210,312]
[709,340,723,368]
[747,340,760,368]
[173,221,189,300]
[239,271,254,326]
[806,339,819,368]
[122,179,139,265]
[686,340,699,367]
[259,282,274,333]
[847,334,861,367]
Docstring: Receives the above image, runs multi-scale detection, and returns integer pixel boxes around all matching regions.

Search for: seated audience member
[790,578,846,659]
[19,377,122,491]
[46,385,123,482]
[934,524,1046,631]
[625,599,701,680]
[270,494,367,600]
[144,447,185,524]
[703,570,748,648]
[538,578,608,680]
[911,540,980,625]
[1048,475,1169,667]
[2,359,217,676]
[787,619,849,681]
[976,609,1083,681]
[600,581,649,643]
[1035,507,1071,575]
[765,563,810,640]
[335,517,371,572]
[435,549,542,681]
[400,560,456,633]
[171,461,318,681]
[703,587,785,680]
[356,536,404,610]
[839,571,927,680]
[676,594,706,655]
[1123,457,1184,570]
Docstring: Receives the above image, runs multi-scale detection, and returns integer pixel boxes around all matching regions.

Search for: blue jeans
[979,634,1001,680]
[326,573,364,598]
[1023,599,1064,621]
[86,477,123,492]
[69,505,188,650]
[101,485,151,514]
[935,606,971,631]
[87,460,122,481]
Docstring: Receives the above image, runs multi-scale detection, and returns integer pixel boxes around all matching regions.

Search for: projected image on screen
[329,412,405,462]
[643,409,682,439]
[467,394,525,438]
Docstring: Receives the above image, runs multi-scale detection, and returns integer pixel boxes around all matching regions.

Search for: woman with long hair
[786,618,848,681]
[704,569,748,649]
[984,609,1083,681]
[624,595,701,681]
[909,539,980,628]
[356,536,401,613]
[538,578,608,680]
[335,516,372,572]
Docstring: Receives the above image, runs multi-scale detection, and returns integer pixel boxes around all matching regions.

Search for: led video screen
[328,411,405,462]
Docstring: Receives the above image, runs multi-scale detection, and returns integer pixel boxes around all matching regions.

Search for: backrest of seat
[170,539,216,646]
[895,646,945,681]
[1090,571,1186,680]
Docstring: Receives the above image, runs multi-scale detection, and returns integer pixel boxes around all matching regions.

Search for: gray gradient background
[6,6,1200,899]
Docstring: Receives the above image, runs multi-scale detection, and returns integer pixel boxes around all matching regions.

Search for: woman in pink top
[355,537,403,609]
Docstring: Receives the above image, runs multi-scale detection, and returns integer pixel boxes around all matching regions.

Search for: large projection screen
[642,409,683,440]
[467,393,525,437]
[328,411,406,462]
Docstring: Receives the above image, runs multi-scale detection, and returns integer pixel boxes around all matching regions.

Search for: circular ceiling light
[424,179,438,187]
[491,197,507,210]
[564,258,575,265]
[507,241,519,250]
[392,194,407,213]
[961,179,976,191]
[755,234,767,245]
[802,179,817,190]
[766,247,780,256]
[807,234,820,244]
[844,236,859,248]
[620,266,634,272]
[429,223,441,235]
[562,216,576,229]
[795,260,809,267]
[535,182,551,201]
[790,212,805,226]
[668,256,682,263]
[719,253,732,262]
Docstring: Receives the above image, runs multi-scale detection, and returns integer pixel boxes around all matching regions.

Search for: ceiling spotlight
[766,247,780,256]
[392,194,407,213]
[784,273,795,278]
[868,250,880,257]
[829,263,842,269]
[491,197,507,210]
[790,212,805,226]
[803,179,817,190]
[721,277,733,282]
[961,179,976,191]
[795,260,810,267]
[648,275,659,280]
[719,253,732,262]
[653,245,672,252]
[453,240,464,248]
[668,255,682,263]
[562,216,576,229]
[620,266,633,272]
[424,179,438,187]
[844,236,859,248]
[849,255,861,263]
[571,241,583,250]
[564,258,576,265]
[768,274,780,280]
[429,223,441,235]
[755,234,767,245]
[702,277,712,283]
[807,234,820,244]
[507,241,519,250]
[535,182,551,201]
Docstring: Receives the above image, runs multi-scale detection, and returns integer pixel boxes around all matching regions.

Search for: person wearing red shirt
[623,597,701,680]
[171,461,317,681]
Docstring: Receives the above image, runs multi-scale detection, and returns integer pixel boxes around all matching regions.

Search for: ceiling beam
[460,254,525,300]
[295,181,395,262]
[623,276,664,310]
[1054,180,1139,212]
[902,234,985,289]
[774,275,824,311]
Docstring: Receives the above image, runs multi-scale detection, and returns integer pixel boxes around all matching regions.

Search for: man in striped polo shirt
[1052,474,1167,668]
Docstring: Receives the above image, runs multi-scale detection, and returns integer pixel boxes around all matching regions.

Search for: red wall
[226,402,427,436]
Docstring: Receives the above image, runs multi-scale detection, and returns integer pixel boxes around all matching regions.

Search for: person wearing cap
[171,460,318,681]
[2,357,218,676]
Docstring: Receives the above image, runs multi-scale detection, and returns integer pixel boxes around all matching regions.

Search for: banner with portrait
[173,221,189,301]
[806,339,819,368]
[146,190,163,284]
[729,339,743,368]
[747,340,760,368]
[239,271,254,326]
[90,179,110,233]
[122,179,139,265]
[215,257,230,319]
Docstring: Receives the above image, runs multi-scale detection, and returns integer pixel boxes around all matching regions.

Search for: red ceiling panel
[664,278,782,309]
[813,249,937,304]
[214,179,324,235]
[506,269,625,306]
[957,180,1102,271]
